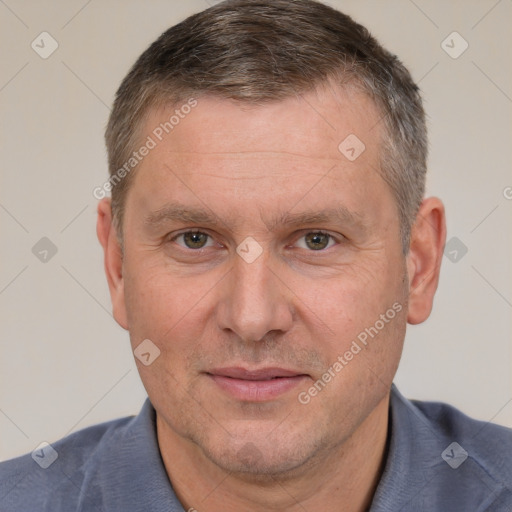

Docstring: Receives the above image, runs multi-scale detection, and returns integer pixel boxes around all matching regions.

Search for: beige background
[1,0,511,461]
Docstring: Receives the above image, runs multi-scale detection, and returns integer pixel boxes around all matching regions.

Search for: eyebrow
[143,202,367,232]
[144,204,219,227]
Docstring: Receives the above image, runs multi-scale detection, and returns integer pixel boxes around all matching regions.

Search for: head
[98,0,445,479]
[105,0,428,251]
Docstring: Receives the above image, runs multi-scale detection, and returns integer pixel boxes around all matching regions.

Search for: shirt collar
[369,384,506,510]
[92,386,506,511]
[83,399,185,512]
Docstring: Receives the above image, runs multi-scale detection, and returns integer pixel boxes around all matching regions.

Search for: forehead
[144,83,382,160]
[125,84,393,231]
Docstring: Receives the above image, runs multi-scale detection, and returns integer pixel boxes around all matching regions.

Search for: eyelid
[167,229,344,250]
[169,229,216,249]
[292,230,340,250]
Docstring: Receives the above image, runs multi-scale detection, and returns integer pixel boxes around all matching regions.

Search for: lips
[206,367,308,401]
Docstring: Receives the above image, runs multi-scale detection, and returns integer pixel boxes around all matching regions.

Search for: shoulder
[409,393,512,477]
[0,413,136,511]
[1,399,183,511]
[380,386,512,511]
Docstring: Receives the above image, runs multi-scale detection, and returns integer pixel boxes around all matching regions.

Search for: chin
[197,429,321,480]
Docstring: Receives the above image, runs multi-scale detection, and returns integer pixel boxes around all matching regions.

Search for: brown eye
[178,232,211,249]
[303,232,332,250]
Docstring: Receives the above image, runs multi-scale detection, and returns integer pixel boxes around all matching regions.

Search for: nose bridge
[218,249,292,342]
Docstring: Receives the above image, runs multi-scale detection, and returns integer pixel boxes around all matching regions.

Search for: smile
[206,367,309,402]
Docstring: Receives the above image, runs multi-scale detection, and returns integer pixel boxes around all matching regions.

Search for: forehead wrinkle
[143,202,223,229]
[162,150,341,163]
[143,201,368,237]
[261,206,368,233]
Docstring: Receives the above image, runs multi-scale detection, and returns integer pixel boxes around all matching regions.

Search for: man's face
[117,85,410,475]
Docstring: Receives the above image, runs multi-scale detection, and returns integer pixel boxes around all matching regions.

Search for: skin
[97,82,446,512]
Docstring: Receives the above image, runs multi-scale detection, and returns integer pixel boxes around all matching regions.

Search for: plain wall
[1,0,511,461]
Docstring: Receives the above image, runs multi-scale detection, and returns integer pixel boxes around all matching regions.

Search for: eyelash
[171,230,217,249]
[169,230,340,251]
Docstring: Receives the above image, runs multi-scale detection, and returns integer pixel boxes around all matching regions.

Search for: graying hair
[105,0,427,251]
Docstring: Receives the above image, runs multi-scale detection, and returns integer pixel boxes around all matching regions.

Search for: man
[1,0,511,510]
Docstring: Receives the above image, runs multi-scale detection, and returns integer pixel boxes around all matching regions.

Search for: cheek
[122,266,213,406]
[296,265,408,390]
[293,258,404,332]
[123,260,219,353]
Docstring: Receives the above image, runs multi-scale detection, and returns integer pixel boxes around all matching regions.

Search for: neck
[158,394,390,512]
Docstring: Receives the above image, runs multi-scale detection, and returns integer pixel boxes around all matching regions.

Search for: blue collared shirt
[1,385,511,511]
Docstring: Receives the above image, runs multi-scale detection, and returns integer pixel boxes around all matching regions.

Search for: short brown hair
[105,0,427,250]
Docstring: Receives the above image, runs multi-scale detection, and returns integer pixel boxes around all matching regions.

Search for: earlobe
[406,197,446,325]
[96,199,129,330]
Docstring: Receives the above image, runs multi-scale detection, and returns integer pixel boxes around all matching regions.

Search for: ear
[96,198,129,329]
[406,197,446,325]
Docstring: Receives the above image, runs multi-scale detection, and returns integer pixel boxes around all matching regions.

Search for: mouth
[205,367,309,402]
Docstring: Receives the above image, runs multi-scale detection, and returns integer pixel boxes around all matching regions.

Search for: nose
[216,249,294,343]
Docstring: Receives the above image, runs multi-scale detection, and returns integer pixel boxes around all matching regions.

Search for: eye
[173,231,214,249]
[295,231,336,251]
